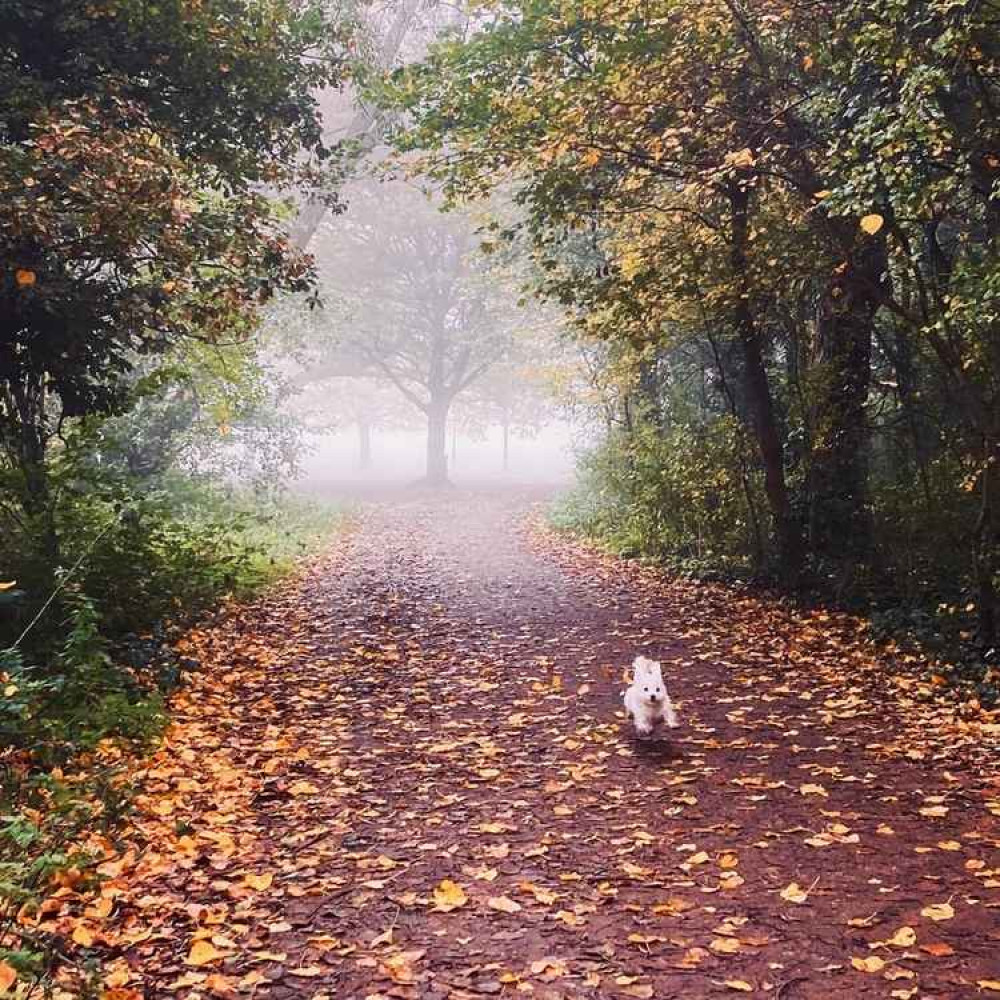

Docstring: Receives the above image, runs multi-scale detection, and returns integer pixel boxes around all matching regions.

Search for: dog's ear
[632,655,649,679]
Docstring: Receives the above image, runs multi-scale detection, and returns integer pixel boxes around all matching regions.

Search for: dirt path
[95,487,1000,1000]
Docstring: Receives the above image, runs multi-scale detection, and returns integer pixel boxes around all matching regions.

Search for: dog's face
[632,656,667,706]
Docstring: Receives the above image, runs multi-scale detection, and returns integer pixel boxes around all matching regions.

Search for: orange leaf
[0,962,16,992]
[920,942,954,957]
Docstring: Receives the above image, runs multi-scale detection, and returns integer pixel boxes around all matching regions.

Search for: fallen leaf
[920,942,954,957]
[780,881,811,904]
[432,879,468,912]
[0,963,16,991]
[488,895,522,914]
[186,941,227,967]
[799,783,828,797]
[885,926,917,948]
[725,981,754,993]
[920,805,949,818]
[920,902,955,921]
[851,956,886,973]
[710,937,741,954]
[72,924,95,947]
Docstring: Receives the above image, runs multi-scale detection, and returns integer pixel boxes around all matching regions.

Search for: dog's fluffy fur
[623,655,679,737]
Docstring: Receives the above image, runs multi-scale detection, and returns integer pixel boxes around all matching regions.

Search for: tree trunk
[357,419,372,470]
[729,179,803,585]
[502,422,510,472]
[808,235,882,573]
[975,438,1000,650]
[425,401,450,486]
[451,426,458,468]
[4,375,60,567]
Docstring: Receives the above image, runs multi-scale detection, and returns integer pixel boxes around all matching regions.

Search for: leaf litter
[27,489,1000,998]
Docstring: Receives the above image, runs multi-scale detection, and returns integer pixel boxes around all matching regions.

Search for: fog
[270,168,593,497]
[295,421,579,493]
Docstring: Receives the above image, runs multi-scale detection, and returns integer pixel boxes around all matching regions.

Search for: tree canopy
[383,0,1000,658]
[1,0,353,551]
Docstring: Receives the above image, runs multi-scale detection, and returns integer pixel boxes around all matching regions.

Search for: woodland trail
[96,487,1000,1000]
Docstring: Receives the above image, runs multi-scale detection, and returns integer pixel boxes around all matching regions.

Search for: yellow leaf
[780,881,810,904]
[72,924,95,947]
[860,213,884,235]
[920,902,955,921]
[710,937,740,954]
[725,981,754,993]
[15,269,36,288]
[851,956,886,973]
[243,872,273,892]
[186,940,226,967]
[885,926,916,948]
[0,581,17,591]
[799,783,828,797]
[978,981,1000,993]
[726,148,755,169]
[487,895,522,914]
[653,897,694,915]
[432,879,468,912]
[920,805,949,817]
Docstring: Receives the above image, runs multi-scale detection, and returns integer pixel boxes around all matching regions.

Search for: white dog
[623,655,679,738]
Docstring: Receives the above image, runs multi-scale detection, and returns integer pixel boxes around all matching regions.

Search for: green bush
[553,416,762,576]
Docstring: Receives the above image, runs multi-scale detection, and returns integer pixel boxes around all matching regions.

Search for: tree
[294,375,421,469]
[306,178,520,485]
[1,0,353,562]
[376,0,1000,678]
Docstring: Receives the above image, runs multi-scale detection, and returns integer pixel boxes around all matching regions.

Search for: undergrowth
[0,482,345,995]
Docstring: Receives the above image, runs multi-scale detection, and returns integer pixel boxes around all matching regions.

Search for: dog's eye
[644,687,649,693]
